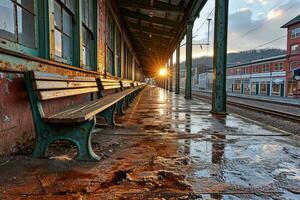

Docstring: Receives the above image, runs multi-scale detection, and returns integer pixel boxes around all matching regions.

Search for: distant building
[198,69,213,90]
[226,55,287,97]
[197,15,300,98]
[281,15,300,97]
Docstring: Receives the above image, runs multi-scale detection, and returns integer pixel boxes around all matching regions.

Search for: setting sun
[159,68,168,76]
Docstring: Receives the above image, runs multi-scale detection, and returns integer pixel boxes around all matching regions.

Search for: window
[274,62,284,71]
[115,27,121,77]
[262,64,270,72]
[82,0,95,70]
[233,80,241,91]
[260,82,268,93]
[127,49,133,79]
[0,0,36,49]
[240,68,245,75]
[253,65,259,73]
[54,0,75,64]
[292,27,300,39]
[106,12,115,75]
[291,44,300,55]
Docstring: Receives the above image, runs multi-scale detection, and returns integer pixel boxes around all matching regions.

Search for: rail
[192,92,300,123]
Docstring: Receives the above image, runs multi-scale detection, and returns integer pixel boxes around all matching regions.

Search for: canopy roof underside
[116,0,207,75]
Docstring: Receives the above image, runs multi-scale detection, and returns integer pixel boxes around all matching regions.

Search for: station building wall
[0,0,143,155]
[286,23,300,96]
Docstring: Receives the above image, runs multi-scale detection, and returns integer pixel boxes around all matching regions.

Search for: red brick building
[226,55,287,97]
[282,15,300,97]
[225,15,300,98]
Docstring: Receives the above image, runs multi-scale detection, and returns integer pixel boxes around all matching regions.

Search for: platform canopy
[116,0,208,75]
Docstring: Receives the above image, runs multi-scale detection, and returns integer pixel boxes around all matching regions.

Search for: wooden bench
[25,71,145,161]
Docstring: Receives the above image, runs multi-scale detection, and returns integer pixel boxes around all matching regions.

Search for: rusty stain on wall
[0,72,34,155]
[0,71,93,156]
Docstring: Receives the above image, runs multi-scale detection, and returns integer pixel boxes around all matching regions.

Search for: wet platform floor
[0,86,300,199]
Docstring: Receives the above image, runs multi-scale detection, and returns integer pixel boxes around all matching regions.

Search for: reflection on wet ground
[0,86,299,199]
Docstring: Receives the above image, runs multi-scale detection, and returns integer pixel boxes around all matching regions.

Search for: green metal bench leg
[116,99,125,115]
[25,73,99,162]
[32,135,50,159]
[75,117,100,161]
[32,117,100,161]
[124,96,130,107]
[99,105,116,127]
[129,94,133,103]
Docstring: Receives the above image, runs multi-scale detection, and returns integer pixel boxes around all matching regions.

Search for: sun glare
[159,68,168,76]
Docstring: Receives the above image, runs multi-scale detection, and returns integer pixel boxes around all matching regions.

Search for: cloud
[245,0,270,5]
[180,0,300,60]
[267,8,283,20]
[227,0,300,52]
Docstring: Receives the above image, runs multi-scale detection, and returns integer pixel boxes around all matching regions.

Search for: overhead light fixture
[149,34,152,38]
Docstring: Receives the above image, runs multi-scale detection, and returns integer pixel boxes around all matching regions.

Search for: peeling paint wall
[0,0,144,156]
[0,70,92,156]
[0,72,35,155]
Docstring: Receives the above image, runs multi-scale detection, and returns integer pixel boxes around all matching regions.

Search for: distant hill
[180,48,286,73]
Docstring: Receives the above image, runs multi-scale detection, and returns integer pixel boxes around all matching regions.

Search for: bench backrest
[30,71,138,101]
[122,80,133,89]
[30,71,98,100]
[98,78,121,90]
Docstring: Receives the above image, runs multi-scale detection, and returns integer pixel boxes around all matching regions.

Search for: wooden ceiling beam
[122,9,178,27]
[132,38,168,47]
[118,0,185,13]
[128,22,176,37]
[132,31,171,42]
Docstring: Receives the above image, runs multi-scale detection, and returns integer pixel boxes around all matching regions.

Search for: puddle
[1,87,300,199]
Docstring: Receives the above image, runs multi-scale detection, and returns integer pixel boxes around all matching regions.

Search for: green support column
[38,0,51,59]
[169,55,173,92]
[73,0,83,67]
[175,44,180,94]
[166,60,169,91]
[185,20,194,99]
[211,0,229,114]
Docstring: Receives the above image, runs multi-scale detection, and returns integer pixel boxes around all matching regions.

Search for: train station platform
[0,86,299,199]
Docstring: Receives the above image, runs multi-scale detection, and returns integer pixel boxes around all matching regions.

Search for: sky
[178,0,300,61]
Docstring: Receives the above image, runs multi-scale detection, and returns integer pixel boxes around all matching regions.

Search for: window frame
[291,27,300,39]
[106,10,115,75]
[291,44,300,55]
[115,26,122,77]
[52,0,75,65]
[81,0,97,70]
[0,0,38,56]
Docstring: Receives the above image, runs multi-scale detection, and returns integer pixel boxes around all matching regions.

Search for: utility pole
[206,18,212,90]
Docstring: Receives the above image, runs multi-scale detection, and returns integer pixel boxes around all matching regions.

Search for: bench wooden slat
[31,71,96,82]
[33,80,97,90]
[101,82,120,86]
[103,85,122,90]
[101,79,120,82]
[39,87,98,100]
[44,92,128,123]
[58,95,122,120]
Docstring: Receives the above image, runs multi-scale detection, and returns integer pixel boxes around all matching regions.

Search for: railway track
[192,93,300,123]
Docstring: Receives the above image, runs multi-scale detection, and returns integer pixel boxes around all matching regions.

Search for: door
[256,83,259,95]
[241,83,244,94]
[267,83,271,96]
[280,84,284,97]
